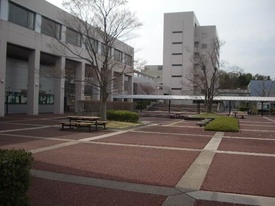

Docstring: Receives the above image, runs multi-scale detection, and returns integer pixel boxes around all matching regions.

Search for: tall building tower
[163,12,219,98]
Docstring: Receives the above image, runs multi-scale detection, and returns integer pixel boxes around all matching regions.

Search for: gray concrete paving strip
[241,129,275,132]
[224,135,275,141]
[175,151,215,192]
[162,193,195,206]
[175,132,224,192]
[88,141,202,152]
[0,126,51,133]
[79,130,129,142]
[188,191,275,206]
[29,142,79,154]
[0,133,75,142]
[215,150,275,157]
[203,132,224,151]
[31,169,181,196]
[264,116,275,123]
[132,130,212,137]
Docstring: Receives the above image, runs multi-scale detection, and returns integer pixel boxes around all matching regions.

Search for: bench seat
[196,118,213,127]
[60,121,95,131]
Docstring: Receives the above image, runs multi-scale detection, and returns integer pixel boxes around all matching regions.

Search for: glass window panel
[66,28,81,46]
[8,2,34,29]
[41,17,61,39]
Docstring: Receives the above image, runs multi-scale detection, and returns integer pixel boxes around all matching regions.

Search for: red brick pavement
[33,143,199,187]
[201,154,275,197]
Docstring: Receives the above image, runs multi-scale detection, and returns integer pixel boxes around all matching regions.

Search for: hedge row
[0,149,33,206]
[107,110,139,123]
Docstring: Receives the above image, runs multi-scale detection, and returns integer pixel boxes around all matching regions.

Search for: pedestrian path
[1,115,275,205]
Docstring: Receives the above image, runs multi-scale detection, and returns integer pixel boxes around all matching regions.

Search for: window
[9,2,34,29]
[85,37,98,53]
[172,31,183,33]
[172,64,182,66]
[41,16,61,39]
[172,53,182,55]
[202,44,207,49]
[114,49,123,62]
[66,28,81,46]
[125,54,133,66]
[172,75,182,78]
[101,43,111,56]
[202,33,207,39]
[171,88,182,90]
[172,42,182,44]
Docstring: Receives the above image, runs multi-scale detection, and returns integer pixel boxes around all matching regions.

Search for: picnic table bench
[170,112,185,119]
[196,118,213,127]
[232,111,245,119]
[60,116,107,131]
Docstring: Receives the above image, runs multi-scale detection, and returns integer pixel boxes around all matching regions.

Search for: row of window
[8,2,132,66]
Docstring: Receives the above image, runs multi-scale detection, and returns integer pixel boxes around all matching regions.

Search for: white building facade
[0,0,134,116]
[163,12,219,97]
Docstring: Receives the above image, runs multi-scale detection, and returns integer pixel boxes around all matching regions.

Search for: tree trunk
[100,89,108,120]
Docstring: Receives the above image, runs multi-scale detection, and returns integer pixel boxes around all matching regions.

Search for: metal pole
[261,102,264,116]
[168,100,171,113]
[140,99,143,113]
[228,101,232,116]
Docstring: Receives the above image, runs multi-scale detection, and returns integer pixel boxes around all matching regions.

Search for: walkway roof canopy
[114,95,275,102]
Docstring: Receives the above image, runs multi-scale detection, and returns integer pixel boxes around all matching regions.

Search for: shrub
[205,116,239,132]
[107,110,139,123]
[0,149,33,206]
[239,107,249,112]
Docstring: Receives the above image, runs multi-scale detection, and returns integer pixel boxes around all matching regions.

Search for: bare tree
[184,39,224,113]
[49,0,141,120]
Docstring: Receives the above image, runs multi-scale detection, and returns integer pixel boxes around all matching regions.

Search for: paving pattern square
[29,177,166,206]
[0,135,64,150]
[33,143,199,187]
[218,138,275,154]
[94,131,211,149]
[201,154,275,197]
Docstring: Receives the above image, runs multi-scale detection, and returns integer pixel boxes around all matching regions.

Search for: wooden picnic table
[61,116,105,131]
[170,112,185,119]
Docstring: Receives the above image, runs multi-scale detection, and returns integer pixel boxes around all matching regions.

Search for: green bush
[239,107,249,111]
[107,110,139,123]
[205,116,239,132]
[0,149,33,206]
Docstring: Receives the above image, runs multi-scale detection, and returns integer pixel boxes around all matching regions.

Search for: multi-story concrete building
[163,12,219,98]
[0,0,134,116]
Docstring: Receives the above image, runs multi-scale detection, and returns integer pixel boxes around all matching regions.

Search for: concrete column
[54,57,65,114]
[0,39,7,117]
[27,49,40,115]
[127,75,133,95]
[35,14,42,33]
[0,0,9,21]
[118,73,124,95]
[75,61,85,113]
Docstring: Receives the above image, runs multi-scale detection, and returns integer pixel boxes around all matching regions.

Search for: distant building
[248,80,275,97]
[163,12,219,97]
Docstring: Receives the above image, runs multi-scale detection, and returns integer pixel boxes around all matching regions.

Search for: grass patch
[195,113,239,132]
[106,121,142,129]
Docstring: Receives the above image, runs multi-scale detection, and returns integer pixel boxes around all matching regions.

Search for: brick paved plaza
[0,114,275,205]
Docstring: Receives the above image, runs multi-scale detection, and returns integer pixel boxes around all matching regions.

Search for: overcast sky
[46,0,275,77]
